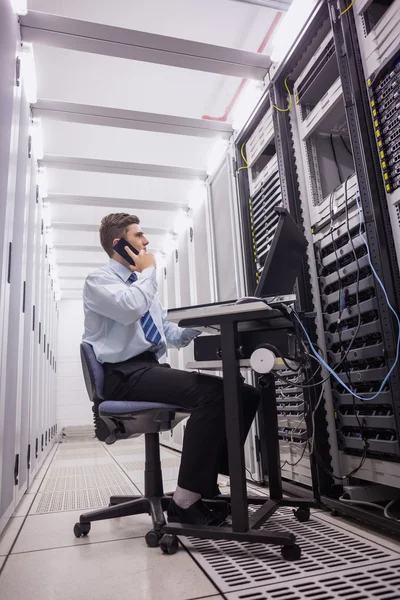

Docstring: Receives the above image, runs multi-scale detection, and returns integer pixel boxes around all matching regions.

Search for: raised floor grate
[33,484,138,513]
[42,471,130,492]
[225,560,400,600]
[180,507,400,594]
[57,441,99,449]
[53,447,108,460]
[45,463,120,478]
[120,456,181,471]
[105,447,147,457]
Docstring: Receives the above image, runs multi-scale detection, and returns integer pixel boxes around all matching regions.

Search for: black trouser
[103,353,260,499]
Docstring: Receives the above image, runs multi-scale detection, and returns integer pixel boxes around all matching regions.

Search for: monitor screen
[254,207,308,298]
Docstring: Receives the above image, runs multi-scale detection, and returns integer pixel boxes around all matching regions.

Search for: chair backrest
[80,342,104,402]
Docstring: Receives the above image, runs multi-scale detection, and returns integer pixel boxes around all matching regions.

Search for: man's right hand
[126,247,156,272]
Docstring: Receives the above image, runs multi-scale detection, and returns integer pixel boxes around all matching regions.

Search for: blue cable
[294,191,400,401]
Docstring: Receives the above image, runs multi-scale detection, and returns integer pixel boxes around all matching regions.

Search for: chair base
[72,432,232,548]
[78,495,172,532]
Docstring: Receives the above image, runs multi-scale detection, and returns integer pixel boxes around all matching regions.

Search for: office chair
[73,342,192,552]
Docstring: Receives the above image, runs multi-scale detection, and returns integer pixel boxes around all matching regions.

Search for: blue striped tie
[128,272,162,345]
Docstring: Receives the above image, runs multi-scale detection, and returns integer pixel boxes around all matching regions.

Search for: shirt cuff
[184,328,201,340]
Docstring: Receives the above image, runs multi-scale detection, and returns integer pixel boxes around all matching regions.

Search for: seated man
[82,213,260,526]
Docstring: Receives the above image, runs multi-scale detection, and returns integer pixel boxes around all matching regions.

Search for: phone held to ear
[113,238,139,266]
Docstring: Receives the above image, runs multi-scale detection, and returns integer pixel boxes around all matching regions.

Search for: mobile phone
[113,238,139,266]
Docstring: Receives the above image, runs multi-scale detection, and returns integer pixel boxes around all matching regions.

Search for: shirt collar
[109,258,133,283]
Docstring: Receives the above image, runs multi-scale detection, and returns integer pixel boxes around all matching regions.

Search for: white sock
[173,485,201,509]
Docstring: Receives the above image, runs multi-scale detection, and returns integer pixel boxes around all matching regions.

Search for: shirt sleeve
[161,306,201,349]
[83,268,158,326]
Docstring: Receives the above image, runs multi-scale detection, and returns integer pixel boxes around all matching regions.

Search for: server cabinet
[251,0,400,531]
[0,0,22,530]
[328,0,400,499]
[3,82,32,511]
[19,152,38,491]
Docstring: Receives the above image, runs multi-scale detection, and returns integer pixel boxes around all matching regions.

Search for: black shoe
[167,498,226,526]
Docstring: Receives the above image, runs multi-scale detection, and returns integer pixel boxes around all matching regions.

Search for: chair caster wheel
[145,530,162,548]
[331,509,338,517]
[281,544,301,561]
[294,508,310,522]
[74,522,91,538]
[160,534,179,555]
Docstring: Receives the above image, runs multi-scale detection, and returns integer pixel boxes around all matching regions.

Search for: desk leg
[258,374,282,501]
[220,322,249,533]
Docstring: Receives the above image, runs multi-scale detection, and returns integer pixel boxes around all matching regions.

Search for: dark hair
[99,213,140,257]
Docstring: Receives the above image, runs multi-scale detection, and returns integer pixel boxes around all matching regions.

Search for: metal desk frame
[162,306,319,560]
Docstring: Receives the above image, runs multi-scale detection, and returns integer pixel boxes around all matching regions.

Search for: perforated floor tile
[105,447,150,457]
[31,484,139,513]
[42,470,132,492]
[57,441,99,449]
[224,560,400,599]
[53,447,108,460]
[119,456,181,470]
[180,506,400,594]
[45,463,120,479]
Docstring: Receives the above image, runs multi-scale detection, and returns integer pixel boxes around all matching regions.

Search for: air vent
[227,559,400,600]
[180,507,399,594]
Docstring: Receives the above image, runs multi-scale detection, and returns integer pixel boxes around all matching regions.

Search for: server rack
[234,76,329,497]
[253,0,400,533]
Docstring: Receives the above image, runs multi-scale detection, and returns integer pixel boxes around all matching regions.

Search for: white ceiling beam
[47,194,188,212]
[20,12,271,80]
[229,0,292,9]
[33,100,233,139]
[40,155,206,181]
[57,261,104,267]
[55,244,161,252]
[55,245,103,253]
[51,222,168,236]
[59,276,90,280]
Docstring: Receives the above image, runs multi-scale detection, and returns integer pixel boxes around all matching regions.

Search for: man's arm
[161,306,200,349]
[84,268,157,326]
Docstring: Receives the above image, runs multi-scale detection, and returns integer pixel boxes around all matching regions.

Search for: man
[83,213,260,526]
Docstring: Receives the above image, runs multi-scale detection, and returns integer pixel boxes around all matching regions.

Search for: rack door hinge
[7,242,12,283]
[16,56,21,86]
[22,281,26,313]
[14,454,20,485]
[232,157,237,177]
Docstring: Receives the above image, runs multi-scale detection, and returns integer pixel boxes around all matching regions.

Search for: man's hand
[126,247,156,272]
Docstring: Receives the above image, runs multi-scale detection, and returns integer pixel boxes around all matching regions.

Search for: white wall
[56,299,92,429]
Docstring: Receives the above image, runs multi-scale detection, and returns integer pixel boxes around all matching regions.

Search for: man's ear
[112,238,120,248]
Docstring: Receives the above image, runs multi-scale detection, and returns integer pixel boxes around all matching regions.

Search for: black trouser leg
[216,383,261,478]
[103,361,260,499]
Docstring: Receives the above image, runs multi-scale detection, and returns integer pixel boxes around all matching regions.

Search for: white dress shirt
[82,259,199,363]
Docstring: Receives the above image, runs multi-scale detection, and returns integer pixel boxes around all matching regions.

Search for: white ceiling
[26,0,290,298]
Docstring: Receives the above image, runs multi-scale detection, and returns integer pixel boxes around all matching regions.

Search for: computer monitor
[254,207,308,298]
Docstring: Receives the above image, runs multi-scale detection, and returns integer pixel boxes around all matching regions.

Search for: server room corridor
[1,435,400,600]
[3,0,400,598]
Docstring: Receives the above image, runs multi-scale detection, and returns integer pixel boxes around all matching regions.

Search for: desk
[161,304,318,560]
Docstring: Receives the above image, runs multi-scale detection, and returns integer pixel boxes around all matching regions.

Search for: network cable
[290,189,400,401]
[340,0,355,17]
[237,143,249,173]
[272,77,293,113]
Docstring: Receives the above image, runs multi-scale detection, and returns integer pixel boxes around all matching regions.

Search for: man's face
[113,223,149,255]
[123,224,149,252]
